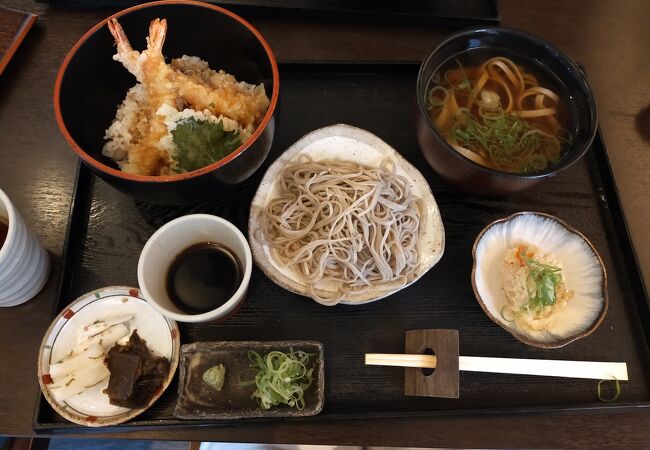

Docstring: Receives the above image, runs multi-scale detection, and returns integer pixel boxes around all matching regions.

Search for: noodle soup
[425,49,576,174]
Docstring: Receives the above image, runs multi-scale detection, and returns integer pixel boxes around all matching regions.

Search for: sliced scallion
[240,349,314,410]
[597,377,621,402]
[500,304,518,322]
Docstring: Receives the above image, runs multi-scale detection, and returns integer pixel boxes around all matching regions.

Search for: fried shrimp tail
[107,18,142,81]
[146,17,167,53]
[108,17,172,93]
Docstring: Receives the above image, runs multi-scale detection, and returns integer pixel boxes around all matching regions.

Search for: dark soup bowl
[416,27,597,196]
[55,0,279,205]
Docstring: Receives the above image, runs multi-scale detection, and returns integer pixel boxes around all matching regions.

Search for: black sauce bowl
[55,0,279,205]
[416,27,597,196]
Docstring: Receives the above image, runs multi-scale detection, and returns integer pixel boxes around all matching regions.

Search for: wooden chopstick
[364,353,629,380]
[365,353,437,369]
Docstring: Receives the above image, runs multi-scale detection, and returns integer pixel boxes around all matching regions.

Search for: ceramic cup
[0,189,50,306]
[138,214,252,323]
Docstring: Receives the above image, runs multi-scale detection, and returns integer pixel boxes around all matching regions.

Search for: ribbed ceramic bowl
[54,0,279,205]
[471,212,607,348]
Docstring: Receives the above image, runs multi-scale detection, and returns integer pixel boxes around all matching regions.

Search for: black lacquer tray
[34,63,650,432]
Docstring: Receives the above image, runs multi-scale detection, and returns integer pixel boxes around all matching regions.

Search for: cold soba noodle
[261,158,420,305]
[427,55,572,173]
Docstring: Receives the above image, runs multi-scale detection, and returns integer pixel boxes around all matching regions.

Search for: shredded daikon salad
[240,349,314,410]
[48,315,133,403]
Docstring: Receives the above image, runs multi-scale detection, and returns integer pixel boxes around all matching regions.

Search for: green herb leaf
[519,251,563,310]
[538,272,557,305]
[171,118,242,172]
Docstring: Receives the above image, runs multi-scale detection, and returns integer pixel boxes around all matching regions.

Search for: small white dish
[37,286,180,427]
[472,212,608,348]
[249,124,445,305]
[138,214,252,323]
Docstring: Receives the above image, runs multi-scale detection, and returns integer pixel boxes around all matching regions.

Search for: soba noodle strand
[261,158,420,306]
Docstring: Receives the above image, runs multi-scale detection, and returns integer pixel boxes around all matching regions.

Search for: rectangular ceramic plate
[173,341,324,419]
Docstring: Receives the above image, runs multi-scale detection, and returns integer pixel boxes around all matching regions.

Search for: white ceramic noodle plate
[472,212,608,348]
[249,123,446,305]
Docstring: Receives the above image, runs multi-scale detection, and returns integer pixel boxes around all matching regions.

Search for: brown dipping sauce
[0,219,8,250]
[166,242,242,315]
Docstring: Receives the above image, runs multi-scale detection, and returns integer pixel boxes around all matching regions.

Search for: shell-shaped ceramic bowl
[249,124,445,305]
[471,212,607,348]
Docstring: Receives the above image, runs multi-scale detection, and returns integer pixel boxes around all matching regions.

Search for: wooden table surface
[1,0,649,447]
